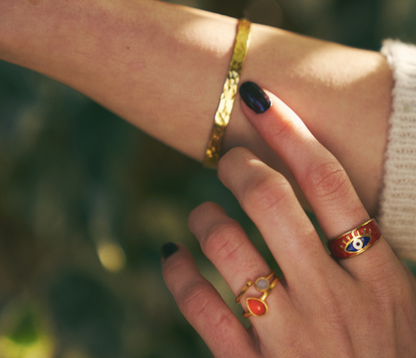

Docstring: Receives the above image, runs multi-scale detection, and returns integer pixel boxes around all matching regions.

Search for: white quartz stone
[255,278,269,290]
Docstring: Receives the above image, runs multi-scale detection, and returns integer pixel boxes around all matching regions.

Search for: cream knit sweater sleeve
[379,40,416,261]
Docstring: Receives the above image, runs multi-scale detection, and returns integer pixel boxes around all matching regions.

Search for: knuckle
[178,280,215,321]
[202,220,245,262]
[209,310,238,337]
[242,173,292,214]
[179,282,235,334]
[303,161,349,202]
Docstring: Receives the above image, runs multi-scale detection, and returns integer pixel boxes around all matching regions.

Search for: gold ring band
[236,271,278,318]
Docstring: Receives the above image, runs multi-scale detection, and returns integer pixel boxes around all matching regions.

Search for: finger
[239,81,367,236]
[217,148,337,286]
[189,202,291,315]
[189,202,270,295]
[162,244,256,358]
[239,82,394,273]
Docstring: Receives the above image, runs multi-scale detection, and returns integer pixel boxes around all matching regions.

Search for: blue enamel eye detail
[345,236,371,252]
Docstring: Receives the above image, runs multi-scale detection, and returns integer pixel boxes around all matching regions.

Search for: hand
[162,83,416,357]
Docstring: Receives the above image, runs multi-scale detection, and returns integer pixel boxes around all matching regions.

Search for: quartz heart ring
[236,271,279,318]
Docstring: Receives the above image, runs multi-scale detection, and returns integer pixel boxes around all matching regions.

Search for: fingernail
[161,242,179,259]
[239,81,271,114]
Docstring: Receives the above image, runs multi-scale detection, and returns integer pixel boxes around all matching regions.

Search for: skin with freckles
[162,88,416,358]
[0,0,392,220]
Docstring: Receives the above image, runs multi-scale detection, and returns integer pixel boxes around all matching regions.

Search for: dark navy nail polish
[239,81,271,114]
[161,242,179,259]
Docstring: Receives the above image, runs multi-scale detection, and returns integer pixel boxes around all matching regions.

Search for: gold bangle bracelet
[203,18,251,168]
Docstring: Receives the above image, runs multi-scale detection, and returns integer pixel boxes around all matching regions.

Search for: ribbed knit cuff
[379,40,416,260]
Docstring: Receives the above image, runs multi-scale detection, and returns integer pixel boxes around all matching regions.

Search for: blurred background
[1,0,416,357]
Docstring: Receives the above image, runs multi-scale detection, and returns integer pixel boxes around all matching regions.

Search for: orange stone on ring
[247,298,268,316]
[236,271,279,318]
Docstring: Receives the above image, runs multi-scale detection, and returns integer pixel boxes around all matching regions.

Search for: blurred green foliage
[9,308,39,346]
[1,0,416,357]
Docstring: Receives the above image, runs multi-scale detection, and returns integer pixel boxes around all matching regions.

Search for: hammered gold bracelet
[203,18,252,168]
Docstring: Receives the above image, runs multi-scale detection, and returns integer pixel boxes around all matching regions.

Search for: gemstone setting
[247,298,268,316]
[236,271,278,318]
[255,278,270,291]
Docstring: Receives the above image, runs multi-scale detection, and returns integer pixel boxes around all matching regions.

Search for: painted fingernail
[239,81,271,114]
[161,242,179,259]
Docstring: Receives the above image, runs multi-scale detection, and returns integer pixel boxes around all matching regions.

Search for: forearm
[0,0,238,159]
[0,0,393,217]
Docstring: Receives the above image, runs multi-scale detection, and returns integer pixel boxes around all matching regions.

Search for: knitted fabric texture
[379,40,416,260]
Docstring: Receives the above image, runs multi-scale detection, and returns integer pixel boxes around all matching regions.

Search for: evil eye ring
[327,219,382,260]
[236,271,279,318]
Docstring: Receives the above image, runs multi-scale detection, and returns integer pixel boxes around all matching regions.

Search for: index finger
[239,81,395,274]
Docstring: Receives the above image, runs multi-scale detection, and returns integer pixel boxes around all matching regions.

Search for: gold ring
[236,271,278,318]
[327,219,382,259]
